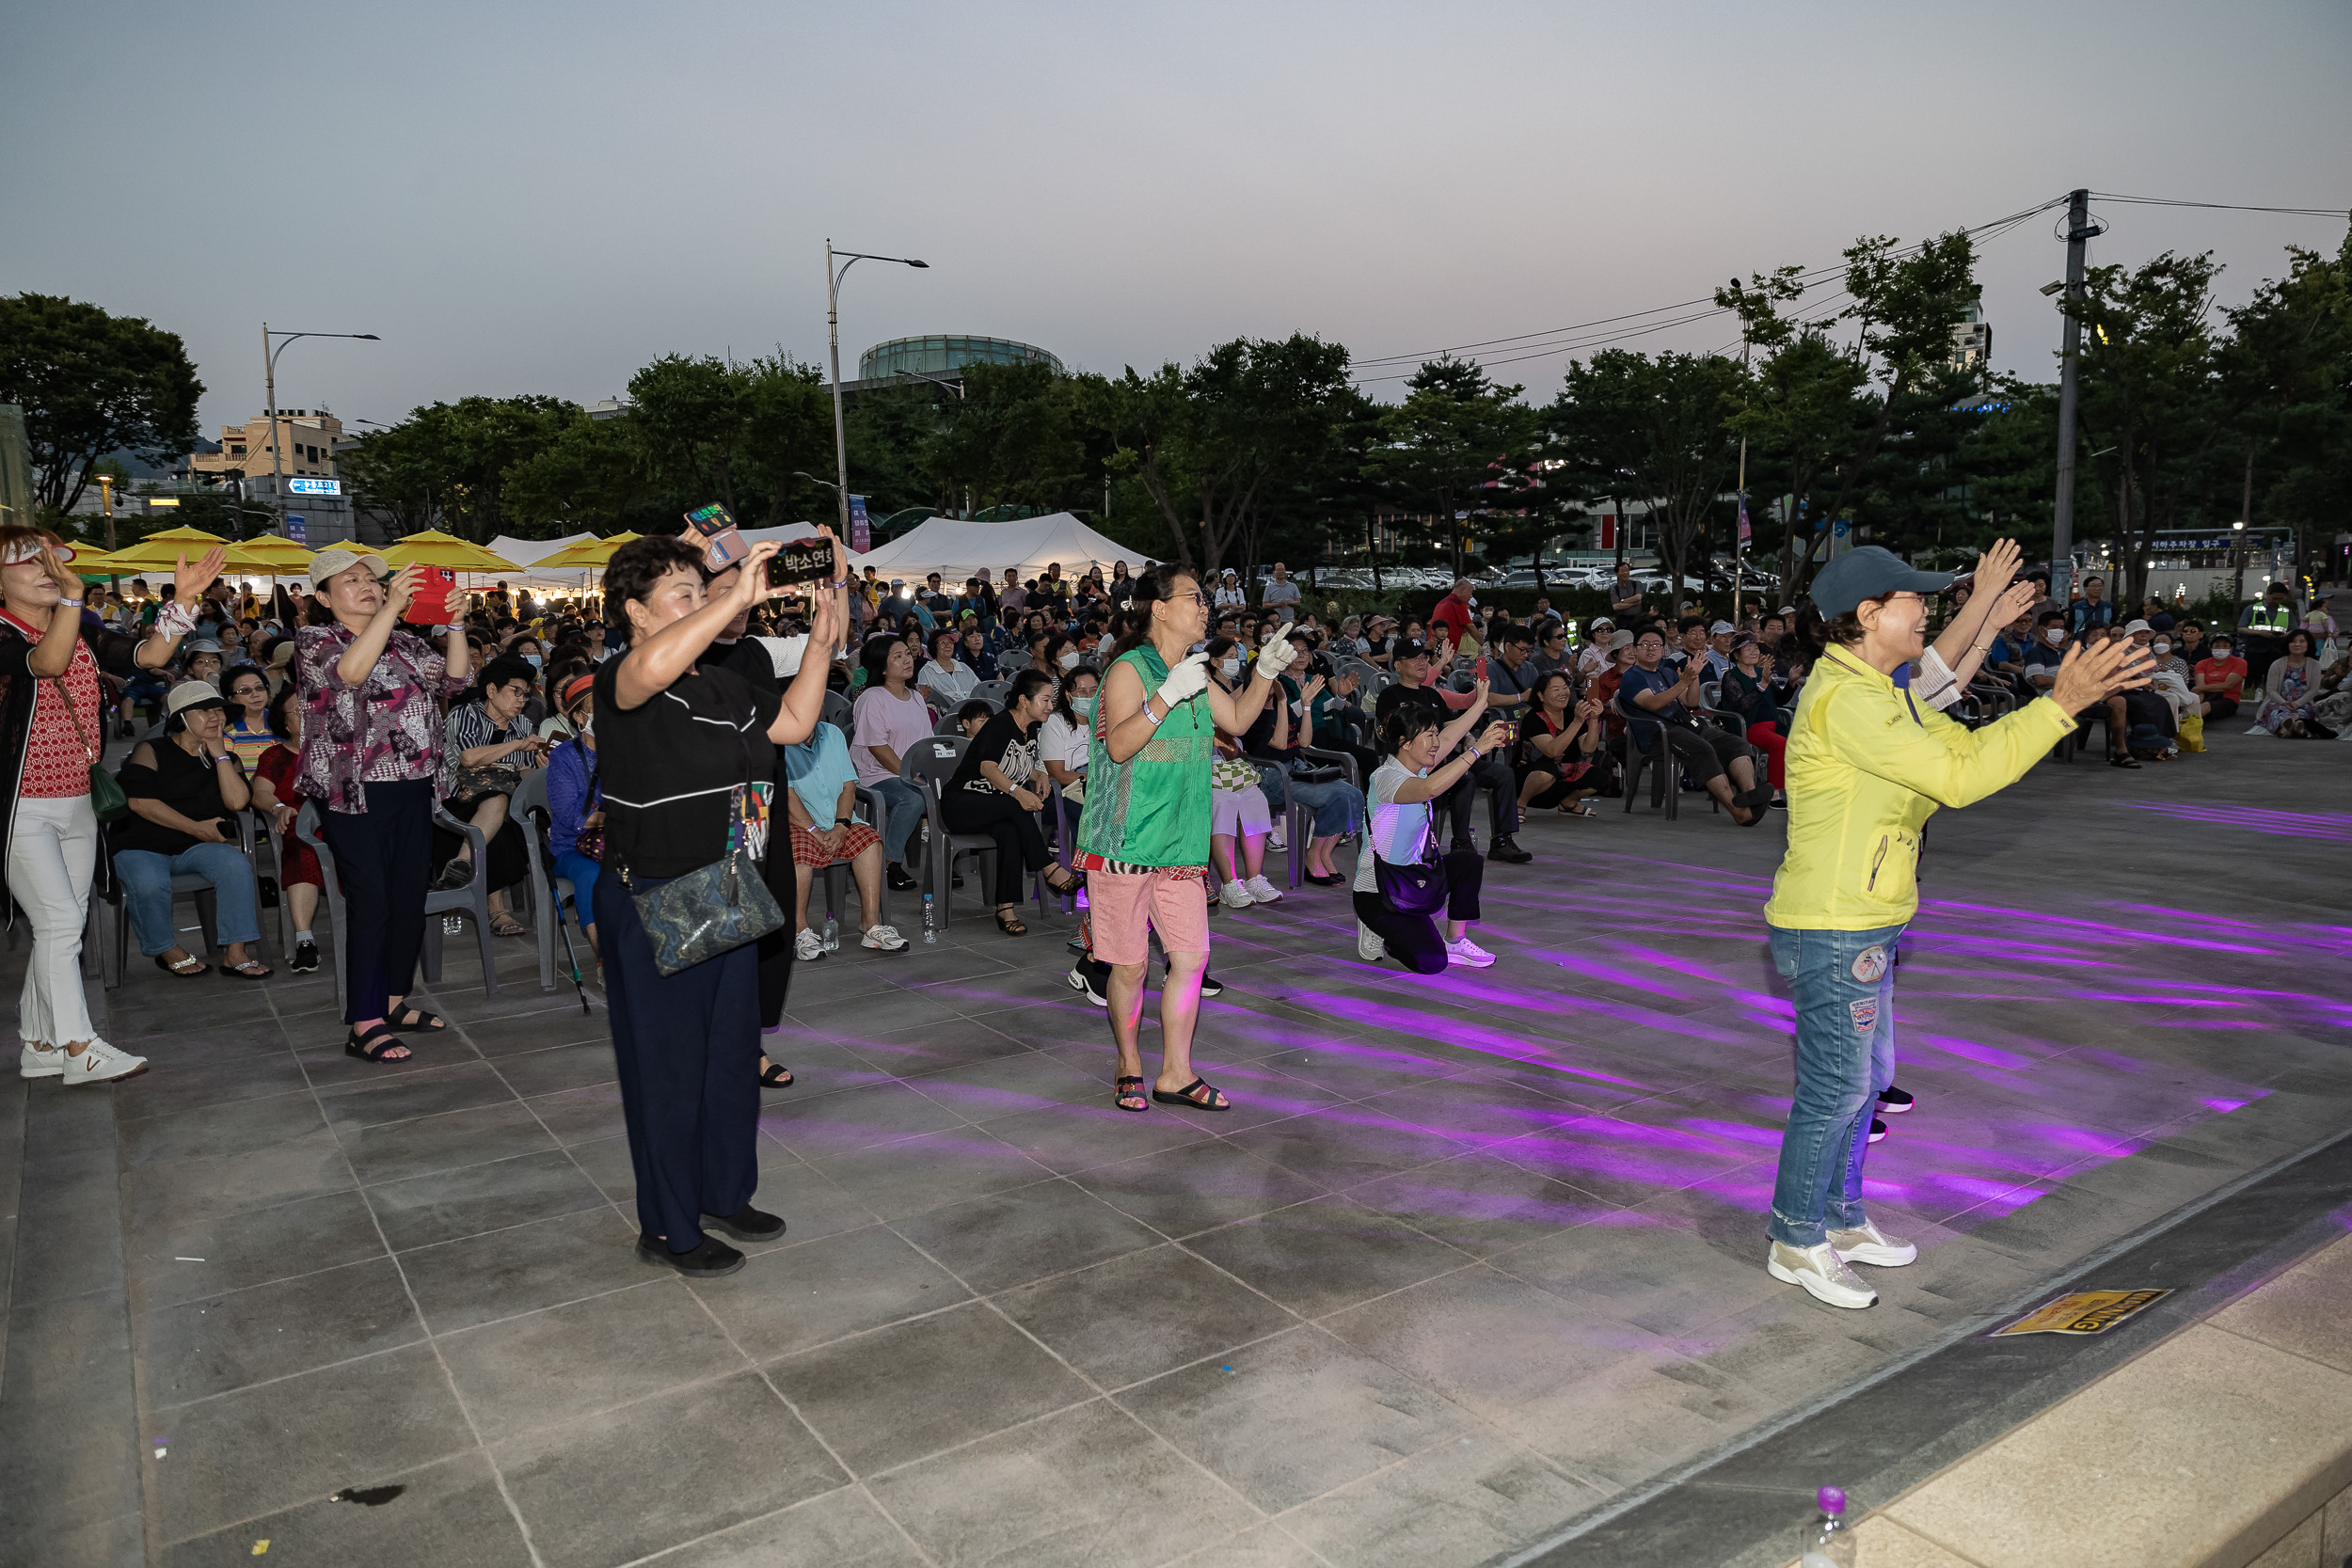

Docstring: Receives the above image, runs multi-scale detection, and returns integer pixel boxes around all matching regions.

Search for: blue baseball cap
[1810,546,1954,617]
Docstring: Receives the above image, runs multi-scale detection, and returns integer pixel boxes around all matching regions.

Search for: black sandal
[994,909,1029,937]
[1114,1074,1148,1114]
[387,1005,447,1031]
[344,1024,412,1063]
[1151,1077,1231,1112]
[1044,866,1084,896]
[2107,753,2141,769]
[219,958,273,980]
[154,952,210,979]
[759,1059,795,1089]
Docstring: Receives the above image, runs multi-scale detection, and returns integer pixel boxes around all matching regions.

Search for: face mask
[2045,629,2066,645]
[580,716,594,737]
[1220,658,1242,679]
[2152,641,2169,656]
[1057,649,1082,671]
[1074,696,1096,718]
[523,654,541,668]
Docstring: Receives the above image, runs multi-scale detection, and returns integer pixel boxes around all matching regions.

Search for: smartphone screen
[768,538,837,589]
[407,566,457,624]
[682,503,735,538]
[683,503,751,573]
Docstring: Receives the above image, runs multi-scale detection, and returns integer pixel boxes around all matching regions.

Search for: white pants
[8,794,98,1047]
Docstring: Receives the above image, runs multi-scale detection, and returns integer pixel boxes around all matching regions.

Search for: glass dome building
[859,336,1064,380]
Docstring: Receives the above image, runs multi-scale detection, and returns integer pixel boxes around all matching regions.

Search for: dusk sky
[6,2,2346,441]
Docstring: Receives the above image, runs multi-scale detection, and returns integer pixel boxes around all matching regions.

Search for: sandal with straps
[1044,865,1084,897]
[387,1005,447,1032]
[1114,1075,1148,1114]
[154,952,210,979]
[758,1059,795,1089]
[344,1024,413,1063]
[1151,1077,1232,1113]
[993,909,1029,937]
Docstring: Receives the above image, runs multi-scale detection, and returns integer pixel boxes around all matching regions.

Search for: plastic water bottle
[922,891,937,944]
[1800,1486,1855,1568]
[821,914,840,953]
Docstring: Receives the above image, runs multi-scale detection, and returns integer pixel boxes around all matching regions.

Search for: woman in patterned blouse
[293,547,472,1063]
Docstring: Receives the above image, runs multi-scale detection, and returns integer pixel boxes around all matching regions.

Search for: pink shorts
[1087,868,1212,966]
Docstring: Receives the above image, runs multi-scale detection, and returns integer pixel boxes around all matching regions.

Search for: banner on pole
[1737,498,1752,546]
[849,495,870,554]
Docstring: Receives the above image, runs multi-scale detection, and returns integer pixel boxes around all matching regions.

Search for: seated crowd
[5,531,2336,1093]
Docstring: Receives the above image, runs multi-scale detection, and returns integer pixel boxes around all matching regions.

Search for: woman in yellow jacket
[1762,546,2151,1310]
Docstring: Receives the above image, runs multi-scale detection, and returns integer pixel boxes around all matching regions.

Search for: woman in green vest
[1075,564,1298,1114]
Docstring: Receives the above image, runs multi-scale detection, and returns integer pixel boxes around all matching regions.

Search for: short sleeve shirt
[851,686,934,785]
[1617,667,1684,742]
[591,659,780,879]
[2194,657,2247,696]
[950,710,1040,796]
[1356,760,1430,893]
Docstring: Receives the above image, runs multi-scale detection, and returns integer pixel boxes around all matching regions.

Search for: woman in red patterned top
[293,548,472,1063]
[0,529,224,1085]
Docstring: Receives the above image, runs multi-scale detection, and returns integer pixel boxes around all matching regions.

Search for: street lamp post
[823,241,928,544]
[261,325,379,539]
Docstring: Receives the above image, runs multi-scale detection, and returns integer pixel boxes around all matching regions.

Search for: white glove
[1154,652,1212,710]
[1252,636,1300,681]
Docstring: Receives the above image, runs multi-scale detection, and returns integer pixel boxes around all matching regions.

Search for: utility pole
[2049,189,2102,609]
[97,473,117,553]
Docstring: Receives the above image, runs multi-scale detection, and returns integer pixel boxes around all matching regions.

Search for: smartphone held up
[683,503,751,573]
[767,537,837,591]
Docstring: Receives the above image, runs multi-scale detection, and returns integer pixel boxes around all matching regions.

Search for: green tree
[1087,334,1356,578]
[926,361,1088,519]
[2217,229,2352,587]
[2072,251,2223,604]
[1550,349,1743,597]
[339,394,576,542]
[1369,357,1536,578]
[0,293,203,517]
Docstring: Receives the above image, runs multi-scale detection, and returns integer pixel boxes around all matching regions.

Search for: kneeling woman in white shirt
[1354,703,1514,973]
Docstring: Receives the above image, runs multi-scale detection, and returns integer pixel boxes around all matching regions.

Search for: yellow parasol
[222,535,316,574]
[75,525,230,574]
[378,529,524,572]
[525,531,643,570]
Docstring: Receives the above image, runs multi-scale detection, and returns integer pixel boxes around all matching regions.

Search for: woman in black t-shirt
[941,667,1082,935]
[594,531,842,1281]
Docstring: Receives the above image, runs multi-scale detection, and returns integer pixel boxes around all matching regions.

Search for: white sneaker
[1244,875,1283,904]
[1267,826,1286,851]
[59,1037,147,1085]
[19,1042,62,1079]
[1444,934,1496,968]
[1220,879,1254,910]
[1827,1217,1917,1267]
[1357,922,1385,962]
[794,927,826,960]
[861,924,910,954]
[1766,1240,1878,1308]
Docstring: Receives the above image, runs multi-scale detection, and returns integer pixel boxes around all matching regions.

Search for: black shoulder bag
[1373,822,1448,917]
[613,722,784,977]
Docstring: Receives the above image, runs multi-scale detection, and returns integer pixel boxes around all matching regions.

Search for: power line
[2088,193,2348,218]
[1350,195,2069,384]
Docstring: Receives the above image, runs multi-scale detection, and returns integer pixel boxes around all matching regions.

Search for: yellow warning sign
[1992,1290,2171,1338]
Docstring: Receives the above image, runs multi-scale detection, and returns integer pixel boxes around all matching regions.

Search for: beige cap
[309,546,389,588]
[2123,618,2153,634]
[166,680,226,717]
[1608,628,1636,651]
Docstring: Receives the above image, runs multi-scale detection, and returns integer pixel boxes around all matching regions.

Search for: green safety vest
[2248,602,2294,633]
[1077,644,1216,868]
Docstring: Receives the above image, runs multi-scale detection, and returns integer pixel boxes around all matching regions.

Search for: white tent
[482,532,600,591]
[850,513,1148,586]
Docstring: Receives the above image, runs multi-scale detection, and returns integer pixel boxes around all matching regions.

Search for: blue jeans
[867,776,927,865]
[116,842,261,958]
[1253,766,1365,839]
[1765,923,1900,1247]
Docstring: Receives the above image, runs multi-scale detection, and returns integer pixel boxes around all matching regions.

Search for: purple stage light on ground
[2124,802,2352,841]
